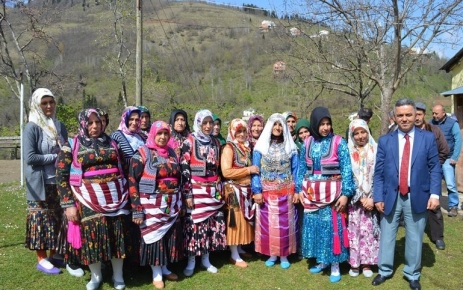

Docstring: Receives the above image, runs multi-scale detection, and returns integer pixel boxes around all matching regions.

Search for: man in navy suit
[372,99,441,290]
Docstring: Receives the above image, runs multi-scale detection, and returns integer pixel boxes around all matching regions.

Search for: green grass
[1,181,462,289]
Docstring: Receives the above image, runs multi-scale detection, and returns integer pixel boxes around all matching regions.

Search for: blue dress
[295,133,355,264]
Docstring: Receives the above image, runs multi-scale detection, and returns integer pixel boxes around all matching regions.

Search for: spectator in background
[138,106,151,140]
[167,109,191,158]
[430,104,462,217]
[295,118,311,152]
[212,114,226,146]
[345,107,373,140]
[247,114,265,151]
[387,110,398,134]
[282,111,298,141]
[415,102,448,250]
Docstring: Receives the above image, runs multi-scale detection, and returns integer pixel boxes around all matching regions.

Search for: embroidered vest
[304,135,342,175]
[188,135,220,176]
[69,137,124,187]
[137,145,178,194]
[228,142,251,168]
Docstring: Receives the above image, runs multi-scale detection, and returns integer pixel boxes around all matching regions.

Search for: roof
[440,85,463,96]
[440,47,463,72]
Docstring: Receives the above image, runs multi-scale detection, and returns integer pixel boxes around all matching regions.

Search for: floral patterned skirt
[25,184,63,250]
[140,218,184,266]
[63,201,130,265]
[184,211,227,257]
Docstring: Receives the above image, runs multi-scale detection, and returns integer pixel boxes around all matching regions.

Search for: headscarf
[309,107,333,141]
[77,108,111,152]
[193,109,213,143]
[247,114,264,145]
[227,118,250,150]
[118,106,141,135]
[212,114,226,145]
[253,113,298,157]
[29,88,60,146]
[282,111,298,136]
[168,109,191,143]
[138,105,151,132]
[294,118,310,149]
[146,120,170,158]
[117,106,145,150]
[348,119,377,195]
[96,108,109,132]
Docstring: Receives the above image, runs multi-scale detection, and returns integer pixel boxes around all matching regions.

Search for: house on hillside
[273,61,286,75]
[242,108,256,121]
[260,20,275,32]
[439,47,463,190]
[290,27,301,36]
[310,30,329,38]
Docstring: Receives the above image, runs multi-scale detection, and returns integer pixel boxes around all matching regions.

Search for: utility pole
[136,0,142,106]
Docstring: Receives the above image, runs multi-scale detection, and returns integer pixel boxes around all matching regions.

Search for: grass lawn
[1,181,462,290]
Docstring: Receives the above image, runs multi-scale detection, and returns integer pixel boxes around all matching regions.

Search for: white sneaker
[66,264,84,277]
[349,268,359,277]
[363,268,374,278]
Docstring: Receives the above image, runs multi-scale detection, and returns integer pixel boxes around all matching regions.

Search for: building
[273,61,286,74]
[439,47,463,190]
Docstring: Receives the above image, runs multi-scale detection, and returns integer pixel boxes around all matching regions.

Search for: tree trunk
[380,87,393,135]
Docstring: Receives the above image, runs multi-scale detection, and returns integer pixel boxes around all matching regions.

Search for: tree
[0,1,63,115]
[281,0,463,133]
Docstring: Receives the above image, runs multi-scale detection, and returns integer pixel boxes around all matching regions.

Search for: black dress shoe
[409,280,421,290]
[435,239,446,250]
[372,274,390,286]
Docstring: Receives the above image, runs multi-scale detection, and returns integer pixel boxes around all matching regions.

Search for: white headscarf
[347,119,377,194]
[28,88,60,146]
[253,113,298,157]
[193,109,213,143]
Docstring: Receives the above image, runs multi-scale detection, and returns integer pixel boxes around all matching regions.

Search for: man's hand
[427,197,440,211]
[375,202,385,214]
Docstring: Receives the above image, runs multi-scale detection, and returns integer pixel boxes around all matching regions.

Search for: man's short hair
[358,107,373,121]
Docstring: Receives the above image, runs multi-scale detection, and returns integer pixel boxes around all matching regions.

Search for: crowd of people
[24,87,461,290]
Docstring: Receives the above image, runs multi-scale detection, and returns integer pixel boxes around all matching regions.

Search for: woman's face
[213,120,221,136]
[155,129,169,146]
[100,116,107,130]
[201,116,213,135]
[251,120,263,139]
[353,127,369,147]
[140,112,150,131]
[128,112,140,132]
[87,113,102,138]
[235,127,247,143]
[174,114,186,132]
[318,118,332,137]
[298,127,310,141]
[40,96,56,118]
[286,116,296,132]
[272,122,283,137]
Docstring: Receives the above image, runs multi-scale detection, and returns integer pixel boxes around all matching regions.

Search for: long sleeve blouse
[221,143,251,185]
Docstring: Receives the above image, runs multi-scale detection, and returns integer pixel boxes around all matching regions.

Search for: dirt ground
[0,159,21,184]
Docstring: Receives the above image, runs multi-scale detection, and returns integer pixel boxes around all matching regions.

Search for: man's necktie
[399,134,410,195]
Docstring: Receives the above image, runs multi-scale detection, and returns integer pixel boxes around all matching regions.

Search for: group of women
[25,87,380,290]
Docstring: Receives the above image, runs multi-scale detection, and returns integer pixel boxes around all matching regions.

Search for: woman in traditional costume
[247,114,264,150]
[251,113,299,269]
[295,107,355,283]
[221,119,260,268]
[167,109,191,157]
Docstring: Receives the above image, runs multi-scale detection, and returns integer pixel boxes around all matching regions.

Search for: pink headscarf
[146,120,171,158]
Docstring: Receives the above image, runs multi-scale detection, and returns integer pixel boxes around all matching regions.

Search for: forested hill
[0,0,452,138]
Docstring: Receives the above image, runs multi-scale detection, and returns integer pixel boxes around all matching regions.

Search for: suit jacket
[373,128,441,215]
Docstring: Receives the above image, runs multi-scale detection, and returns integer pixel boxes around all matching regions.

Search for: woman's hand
[133,218,143,225]
[249,165,260,175]
[334,196,348,213]
[253,193,264,205]
[292,193,304,204]
[362,198,374,211]
[186,198,194,209]
[65,206,79,223]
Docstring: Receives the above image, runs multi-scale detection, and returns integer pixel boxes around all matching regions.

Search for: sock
[315,263,328,269]
[185,256,195,270]
[230,245,243,261]
[37,250,48,262]
[280,256,288,263]
[331,262,340,276]
[161,265,171,275]
[111,258,124,282]
[88,262,102,283]
[201,253,212,268]
[237,245,247,254]
[38,258,54,270]
[151,265,163,282]
[267,255,277,262]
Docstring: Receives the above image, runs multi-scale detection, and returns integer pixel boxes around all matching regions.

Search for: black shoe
[435,239,446,250]
[372,274,390,286]
[409,280,421,290]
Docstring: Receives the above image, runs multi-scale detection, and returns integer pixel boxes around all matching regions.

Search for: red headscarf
[145,120,171,158]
